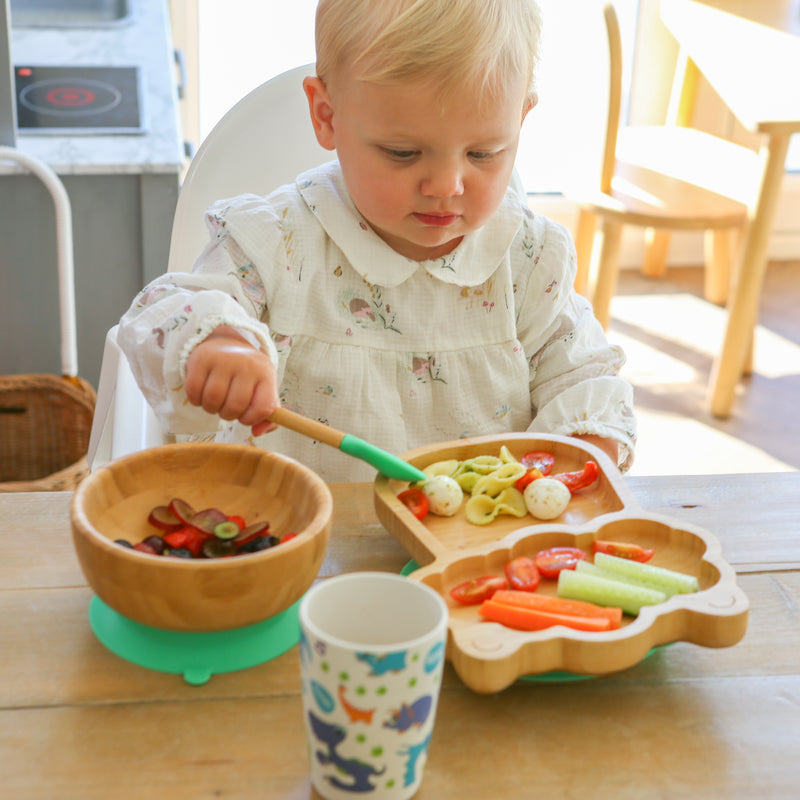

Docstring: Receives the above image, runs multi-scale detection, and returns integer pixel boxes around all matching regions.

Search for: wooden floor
[609,260,800,476]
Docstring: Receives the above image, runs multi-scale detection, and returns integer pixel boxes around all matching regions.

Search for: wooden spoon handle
[268,407,346,450]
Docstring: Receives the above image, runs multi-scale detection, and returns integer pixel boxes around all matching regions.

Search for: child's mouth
[414,212,460,227]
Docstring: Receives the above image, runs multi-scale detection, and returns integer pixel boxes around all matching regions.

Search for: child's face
[305,72,531,261]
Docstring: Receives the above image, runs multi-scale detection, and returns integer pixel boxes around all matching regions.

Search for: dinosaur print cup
[299,572,448,800]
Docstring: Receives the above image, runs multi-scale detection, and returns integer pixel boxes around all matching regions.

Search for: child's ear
[303,76,337,151]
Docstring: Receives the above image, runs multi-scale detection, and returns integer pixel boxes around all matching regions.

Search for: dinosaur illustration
[338,685,376,724]
[356,651,406,675]
[308,711,386,793]
[383,695,432,732]
[399,733,432,788]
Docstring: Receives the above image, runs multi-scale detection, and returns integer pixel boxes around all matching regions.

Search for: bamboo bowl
[71,443,332,632]
[374,433,749,693]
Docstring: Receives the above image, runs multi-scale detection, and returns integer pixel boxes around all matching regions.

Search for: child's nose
[420,162,465,198]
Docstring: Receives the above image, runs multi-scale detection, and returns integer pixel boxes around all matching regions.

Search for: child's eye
[468,151,496,161]
[382,148,419,161]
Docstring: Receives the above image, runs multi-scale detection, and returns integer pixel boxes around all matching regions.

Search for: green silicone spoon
[269,407,426,483]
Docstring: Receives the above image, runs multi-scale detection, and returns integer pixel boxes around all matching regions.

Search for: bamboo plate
[374,433,749,693]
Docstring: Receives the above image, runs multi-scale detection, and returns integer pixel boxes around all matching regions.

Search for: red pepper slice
[514,467,543,493]
[553,460,599,493]
[449,575,507,606]
[504,556,541,592]
[593,540,655,563]
[164,527,208,558]
[520,451,556,475]
[534,546,587,580]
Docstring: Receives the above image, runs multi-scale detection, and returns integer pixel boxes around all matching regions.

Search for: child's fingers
[239,380,278,428]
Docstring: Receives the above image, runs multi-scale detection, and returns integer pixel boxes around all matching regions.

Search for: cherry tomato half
[520,451,556,476]
[534,546,587,580]
[450,575,507,605]
[397,488,430,520]
[593,540,654,563]
[504,556,541,592]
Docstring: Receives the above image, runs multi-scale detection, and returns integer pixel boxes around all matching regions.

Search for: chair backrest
[600,2,623,195]
[167,63,333,274]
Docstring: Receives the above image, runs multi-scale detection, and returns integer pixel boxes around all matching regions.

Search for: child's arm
[574,434,619,470]
[184,325,279,437]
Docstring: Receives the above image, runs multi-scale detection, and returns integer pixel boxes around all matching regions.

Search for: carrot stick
[490,589,623,629]
[479,599,612,632]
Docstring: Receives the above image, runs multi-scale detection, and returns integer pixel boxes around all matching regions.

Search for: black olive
[238,534,280,553]
[166,546,193,558]
[114,539,134,548]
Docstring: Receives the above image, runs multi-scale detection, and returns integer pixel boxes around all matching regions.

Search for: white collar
[297,161,523,288]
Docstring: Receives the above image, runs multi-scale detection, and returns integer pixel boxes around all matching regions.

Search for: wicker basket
[0,147,97,492]
[0,374,97,492]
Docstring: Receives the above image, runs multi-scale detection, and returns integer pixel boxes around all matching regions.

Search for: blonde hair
[315,0,543,109]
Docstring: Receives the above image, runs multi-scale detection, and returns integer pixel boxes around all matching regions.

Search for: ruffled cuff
[527,376,637,471]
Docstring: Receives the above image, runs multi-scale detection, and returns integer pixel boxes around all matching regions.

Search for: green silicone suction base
[89,596,301,685]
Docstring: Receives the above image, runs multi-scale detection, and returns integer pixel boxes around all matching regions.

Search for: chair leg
[574,209,596,296]
[703,229,733,306]
[588,218,624,330]
[641,229,670,278]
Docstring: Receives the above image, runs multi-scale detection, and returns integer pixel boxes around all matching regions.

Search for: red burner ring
[45,86,97,108]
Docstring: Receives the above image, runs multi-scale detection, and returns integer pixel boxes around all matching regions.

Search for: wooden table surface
[660,0,800,418]
[2,474,799,799]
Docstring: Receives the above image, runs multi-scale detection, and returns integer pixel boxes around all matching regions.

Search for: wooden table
[2,475,799,799]
[660,0,800,418]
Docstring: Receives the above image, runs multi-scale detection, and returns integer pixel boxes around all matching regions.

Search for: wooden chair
[567,2,760,330]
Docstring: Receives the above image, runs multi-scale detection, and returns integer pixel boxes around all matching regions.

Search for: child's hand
[184,326,279,437]
[574,434,619,470]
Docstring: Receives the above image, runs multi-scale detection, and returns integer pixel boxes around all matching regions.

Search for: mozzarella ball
[523,478,571,520]
[422,475,463,517]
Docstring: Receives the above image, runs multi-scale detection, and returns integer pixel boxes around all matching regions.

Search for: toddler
[119,0,636,482]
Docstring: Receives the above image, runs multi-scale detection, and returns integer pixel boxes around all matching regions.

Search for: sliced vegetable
[514,467,542,493]
[504,557,541,593]
[593,540,654,563]
[520,451,556,476]
[491,589,622,629]
[479,599,612,632]
[524,477,571,520]
[576,561,682,598]
[450,575,507,605]
[397,487,430,520]
[163,527,208,558]
[593,552,699,594]
[557,568,667,616]
[233,520,270,547]
[534,546,587,579]
[553,461,599,493]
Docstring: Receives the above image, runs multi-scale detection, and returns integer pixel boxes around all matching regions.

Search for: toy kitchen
[0,0,185,388]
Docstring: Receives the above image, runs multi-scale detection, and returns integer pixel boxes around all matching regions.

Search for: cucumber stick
[594,552,699,595]
[558,569,667,615]
[576,561,683,598]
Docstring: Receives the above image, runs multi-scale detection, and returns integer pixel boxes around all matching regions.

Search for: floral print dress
[118,161,635,481]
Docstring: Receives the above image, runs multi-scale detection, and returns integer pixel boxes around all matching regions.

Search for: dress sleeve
[516,215,637,470]
[117,196,281,435]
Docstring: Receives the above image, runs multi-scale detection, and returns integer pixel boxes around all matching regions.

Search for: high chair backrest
[88,64,333,469]
[168,63,332,274]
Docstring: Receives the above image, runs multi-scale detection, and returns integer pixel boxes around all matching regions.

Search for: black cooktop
[15,65,146,134]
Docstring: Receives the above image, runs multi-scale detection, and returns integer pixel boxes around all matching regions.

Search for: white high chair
[87,64,332,469]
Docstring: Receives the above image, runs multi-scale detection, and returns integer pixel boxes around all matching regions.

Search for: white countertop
[5,0,184,175]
